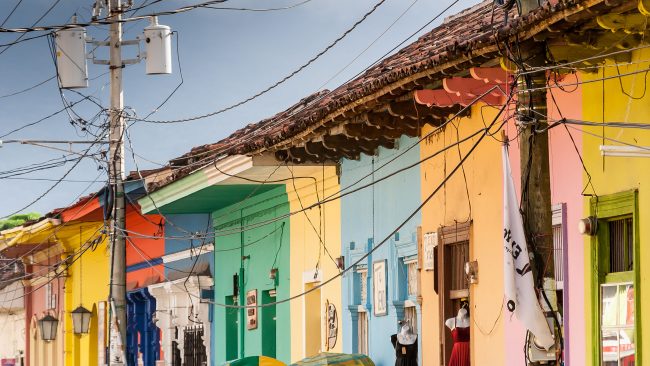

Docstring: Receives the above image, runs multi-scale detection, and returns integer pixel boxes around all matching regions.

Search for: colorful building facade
[140,153,342,365]
[340,136,422,366]
[580,48,650,366]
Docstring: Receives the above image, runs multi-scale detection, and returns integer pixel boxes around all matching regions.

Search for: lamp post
[38,314,59,342]
[72,305,92,335]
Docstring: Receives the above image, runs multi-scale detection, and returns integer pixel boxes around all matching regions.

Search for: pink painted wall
[503,78,584,366]
[25,259,65,366]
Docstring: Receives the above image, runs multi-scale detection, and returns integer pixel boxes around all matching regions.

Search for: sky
[0,0,480,218]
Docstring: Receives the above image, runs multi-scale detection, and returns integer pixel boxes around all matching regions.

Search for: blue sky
[0,0,479,217]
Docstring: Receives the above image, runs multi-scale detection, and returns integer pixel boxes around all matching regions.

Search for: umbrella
[223,355,286,366]
[290,353,375,366]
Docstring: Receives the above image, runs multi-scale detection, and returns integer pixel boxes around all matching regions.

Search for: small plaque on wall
[423,232,437,271]
[246,289,258,330]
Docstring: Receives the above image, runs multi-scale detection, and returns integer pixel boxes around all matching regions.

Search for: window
[359,270,368,305]
[601,283,635,366]
[357,310,368,355]
[437,221,470,366]
[608,217,634,273]
[552,203,566,314]
[407,261,418,297]
[590,191,639,366]
[44,283,56,310]
[404,306,418,334]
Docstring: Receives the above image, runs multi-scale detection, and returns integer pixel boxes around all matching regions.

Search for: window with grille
[357,311,368,355]
[404,306,417,335]
[552,224,564,289]
[590,191,639,365]
[608,217,634,273]
[359,270,368,305]
[407,262,418,297]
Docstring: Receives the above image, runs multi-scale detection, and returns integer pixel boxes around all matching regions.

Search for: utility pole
[517,52,555,304]
[515,0,558,363]
[108,0,127,364]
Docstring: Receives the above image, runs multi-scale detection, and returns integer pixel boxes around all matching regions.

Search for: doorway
[304,283,321,357]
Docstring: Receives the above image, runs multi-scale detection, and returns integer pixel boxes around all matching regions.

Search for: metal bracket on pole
[87,37,143,66]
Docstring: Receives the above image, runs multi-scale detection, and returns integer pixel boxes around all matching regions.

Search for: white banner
[502,145,555,350]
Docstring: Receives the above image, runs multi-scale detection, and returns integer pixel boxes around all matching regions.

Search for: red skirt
[448,341,470,366]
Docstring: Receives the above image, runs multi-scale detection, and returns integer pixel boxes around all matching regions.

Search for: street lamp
[71,306,92,335]
[38,314,59,341]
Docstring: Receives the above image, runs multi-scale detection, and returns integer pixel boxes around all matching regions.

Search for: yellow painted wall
[60,222,109,366]
[581,49,650,365]
[420,104,505,366]
[286,166,342,362]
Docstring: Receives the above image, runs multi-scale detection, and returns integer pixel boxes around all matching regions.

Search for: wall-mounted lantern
[38,314,59,341]
[71,305,92,335]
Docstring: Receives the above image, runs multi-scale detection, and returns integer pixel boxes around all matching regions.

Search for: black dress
[391,334,418,366]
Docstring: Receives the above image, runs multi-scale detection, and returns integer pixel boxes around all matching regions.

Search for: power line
[0,0,63,56]
[204,0,316,11]
[0,128,107,220]
[0,0,230,33]
[0,76,56,99]
[0,0,24,27]
[128,99,508,309]
[133,0,390,123]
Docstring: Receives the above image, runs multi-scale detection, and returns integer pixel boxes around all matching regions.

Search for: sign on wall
[325,300,338,350]
[423,232,437,270]
[373,260,387,316]
[246,289,258,330]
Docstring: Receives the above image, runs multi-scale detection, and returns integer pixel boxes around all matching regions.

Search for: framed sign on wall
[373,260,387,316]
[423,232,437,271]
[246,289,257,330]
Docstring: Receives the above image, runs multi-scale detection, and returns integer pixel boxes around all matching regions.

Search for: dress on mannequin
[391,324,418,366]
[446,308,470,366]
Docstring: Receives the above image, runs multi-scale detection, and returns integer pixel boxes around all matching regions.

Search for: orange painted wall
[125,205,165,288]
[420,103,505,366]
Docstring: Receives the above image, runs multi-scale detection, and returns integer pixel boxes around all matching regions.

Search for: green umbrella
[223,355,286,366]
[290,352,375,366]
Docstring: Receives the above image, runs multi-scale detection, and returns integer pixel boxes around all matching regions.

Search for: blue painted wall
[163,213,215,280]
[340,136,422,366]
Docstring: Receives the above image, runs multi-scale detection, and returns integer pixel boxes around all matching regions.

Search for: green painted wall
[212,185,291,364]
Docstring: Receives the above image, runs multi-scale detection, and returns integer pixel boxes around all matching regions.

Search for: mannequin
[391,322,418,366]
[446,303,470,366]
[445,307,470,330]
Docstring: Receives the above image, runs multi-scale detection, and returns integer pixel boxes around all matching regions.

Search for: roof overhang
[138,153,333,214]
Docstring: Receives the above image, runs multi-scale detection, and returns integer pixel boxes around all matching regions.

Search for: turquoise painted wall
[340,136,422,366]
[212,186,291,364]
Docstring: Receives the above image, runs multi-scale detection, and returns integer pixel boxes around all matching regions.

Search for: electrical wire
[0,0,63,56]
[204,0,316,11]
[0,76,56,99]
[0,0,24,27]
[127,97,508,309]
[133,0,390,124]
[0,0,230,33]
[114,84,515,241]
